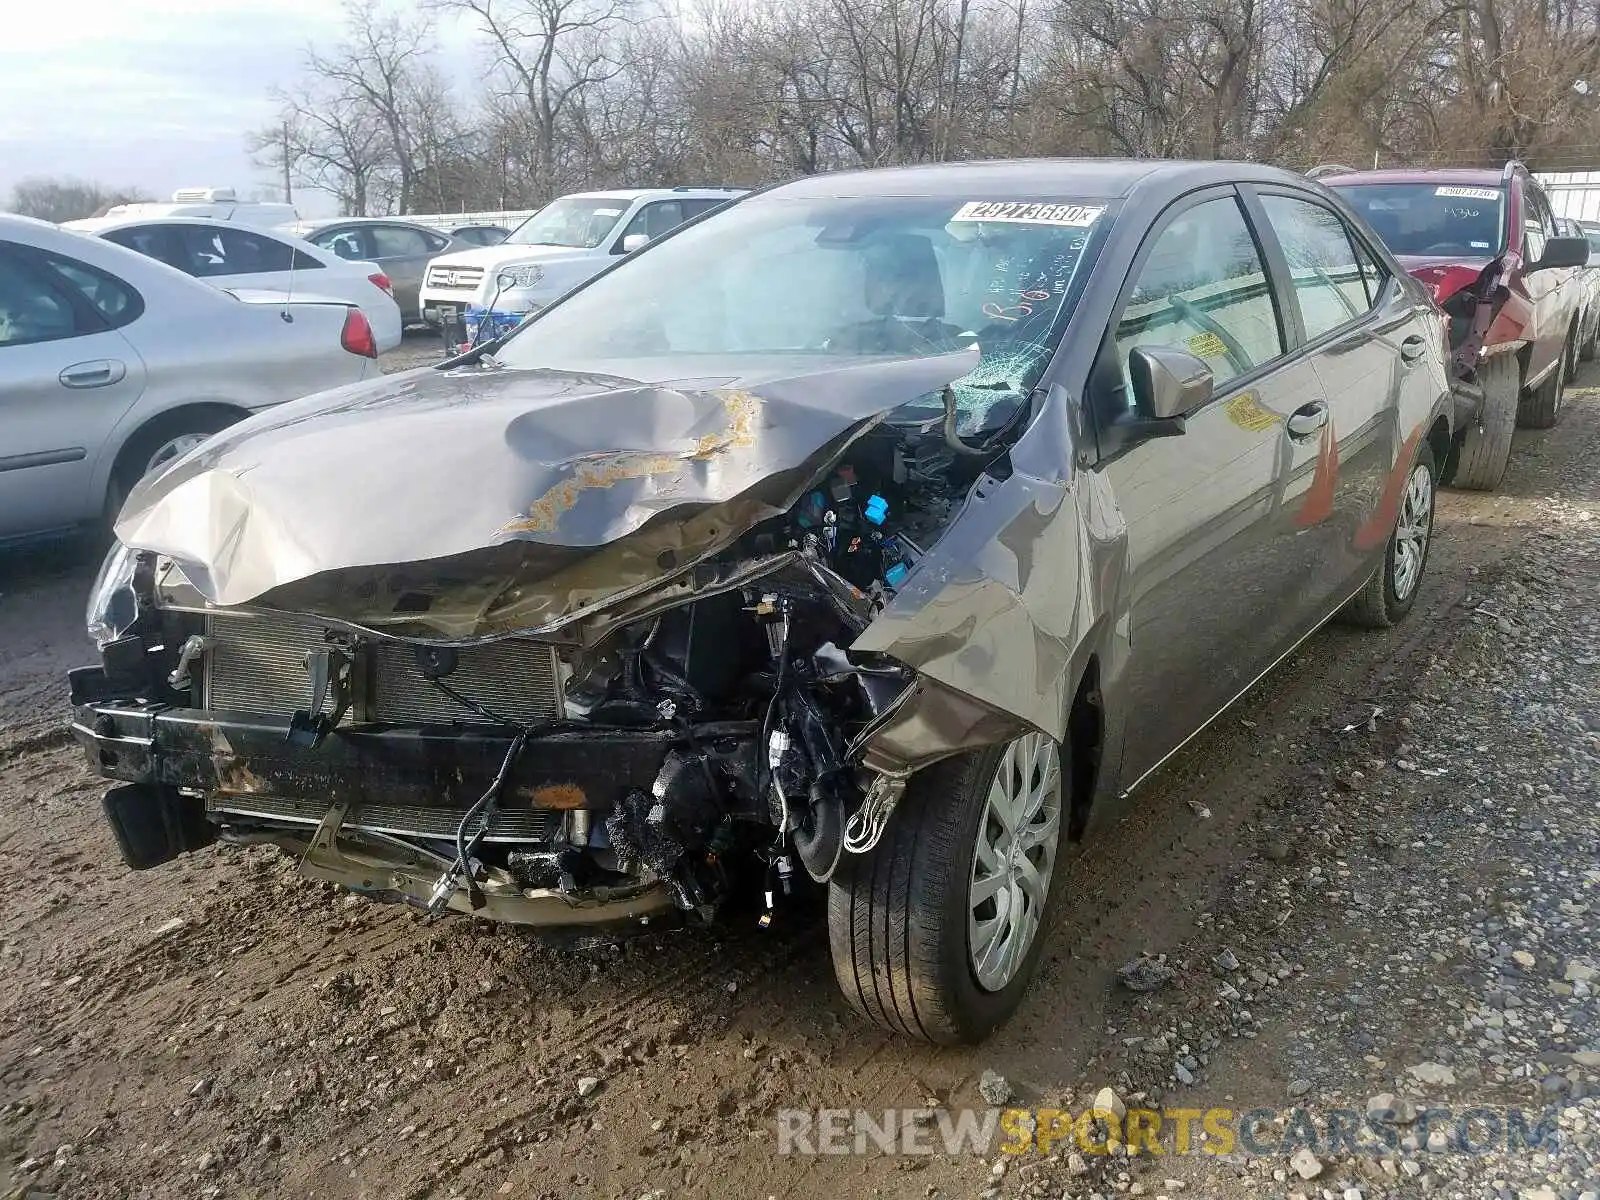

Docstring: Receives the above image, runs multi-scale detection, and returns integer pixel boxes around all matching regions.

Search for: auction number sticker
[951,201,1105,227]
[1223,392,1282,432]
[1435,187,1500,201]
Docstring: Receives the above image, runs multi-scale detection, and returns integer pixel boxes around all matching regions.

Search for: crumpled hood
[1395,254,1496,305]
[116,351,977,618]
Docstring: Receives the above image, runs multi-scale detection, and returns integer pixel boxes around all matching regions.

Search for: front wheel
[1445,352,1518,491]
[1342,447,1436,628]
[828,731,1065,1045]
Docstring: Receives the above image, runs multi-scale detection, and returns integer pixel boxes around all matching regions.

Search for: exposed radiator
[201,610,563,726]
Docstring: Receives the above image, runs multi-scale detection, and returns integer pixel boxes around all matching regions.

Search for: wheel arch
[101,400,253,511]
[1065,655,1104,842]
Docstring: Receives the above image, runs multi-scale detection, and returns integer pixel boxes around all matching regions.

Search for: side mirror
[1533,235,1590,271]
[1129,345,1213,420]
[621,233,650,254]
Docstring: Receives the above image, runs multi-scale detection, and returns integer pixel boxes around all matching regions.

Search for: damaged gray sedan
[70,160,1454,1043]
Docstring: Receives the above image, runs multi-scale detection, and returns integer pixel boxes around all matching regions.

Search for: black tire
[1563,327,1580,384]
[106,409,240,527]
[828,734,1066,1045]
[1582,321,1597,363]
[1519,340,1570,429]
[1445,353,1518,491]
[1341,443,1437,629]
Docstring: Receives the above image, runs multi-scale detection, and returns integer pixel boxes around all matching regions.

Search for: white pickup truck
[418,187,745,329]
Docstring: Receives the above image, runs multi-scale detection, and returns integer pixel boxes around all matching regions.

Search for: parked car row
[0,213,380,544]
[63,215,404,351]
[418,186,748,339]
[1318,160,1589,489]
[70,159,1466,1047]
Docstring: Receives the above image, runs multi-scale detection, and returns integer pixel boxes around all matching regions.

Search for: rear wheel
[828,731,1064,1045]
[1445,353,1518,491]
[1519,339,1571,429]
[1342,446,1436,628]
[106,410,239,527]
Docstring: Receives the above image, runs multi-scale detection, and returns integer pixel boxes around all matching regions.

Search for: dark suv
[1320,162,1588,489]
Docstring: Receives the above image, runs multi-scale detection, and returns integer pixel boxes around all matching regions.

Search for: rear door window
[102,225,183,270]
[311,227,371,261]
[41,255,143,328]
[1259,195,1373,340]
[0,251,84,346]
[369,225,441,258]
[175,225,301,276]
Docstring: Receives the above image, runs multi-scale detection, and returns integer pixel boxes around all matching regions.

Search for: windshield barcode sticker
[951,201,1105,227]
[1435,187,1500,201]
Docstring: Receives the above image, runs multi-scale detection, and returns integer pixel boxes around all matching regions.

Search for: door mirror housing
[1533,235,1590,271]
[1129,345,1213,420]
[621,233,650,254]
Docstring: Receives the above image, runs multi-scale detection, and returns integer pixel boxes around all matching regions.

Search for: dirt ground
[1,359,1596,1200]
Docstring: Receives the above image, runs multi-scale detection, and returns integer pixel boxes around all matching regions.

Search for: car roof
[298,216,440,230]
[1319,167,1509,187]
[760,158,1322,201]
[558,187,746,202]
[68,215,298,234]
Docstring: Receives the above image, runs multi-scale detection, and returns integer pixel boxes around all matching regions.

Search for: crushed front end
[70,407,998,931]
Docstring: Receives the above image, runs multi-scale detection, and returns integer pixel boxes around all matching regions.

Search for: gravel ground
[0,376,1595,1200]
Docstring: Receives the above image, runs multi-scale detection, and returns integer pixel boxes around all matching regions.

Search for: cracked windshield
[493,196,1108,432]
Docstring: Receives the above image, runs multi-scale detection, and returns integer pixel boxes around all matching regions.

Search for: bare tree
[247,0,1600,216]
[441,0,640,199]
[7,178,150,223]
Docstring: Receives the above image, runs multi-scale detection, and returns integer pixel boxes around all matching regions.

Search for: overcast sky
[0,0,475,217]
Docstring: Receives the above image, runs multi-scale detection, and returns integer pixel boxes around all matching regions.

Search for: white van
[88,188,299,229]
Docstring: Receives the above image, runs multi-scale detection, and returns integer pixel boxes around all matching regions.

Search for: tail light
[341,307,377,358]
[368,272,394,297]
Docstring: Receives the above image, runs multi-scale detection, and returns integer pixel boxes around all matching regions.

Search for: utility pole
[280,120,293,204]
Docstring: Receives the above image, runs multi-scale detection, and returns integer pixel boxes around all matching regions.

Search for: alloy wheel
[1391,462,1433,602]
[968,731,1062,993]
[143,432,210,479]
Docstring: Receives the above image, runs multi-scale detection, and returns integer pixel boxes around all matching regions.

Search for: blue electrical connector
[884,562,909,589]
[864,495,889,525]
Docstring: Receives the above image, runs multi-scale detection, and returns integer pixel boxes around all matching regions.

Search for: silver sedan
[0,213,382,544]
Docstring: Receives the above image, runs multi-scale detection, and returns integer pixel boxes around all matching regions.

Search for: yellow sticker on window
[1223,392,1282,432]
[1187,331,1229,359]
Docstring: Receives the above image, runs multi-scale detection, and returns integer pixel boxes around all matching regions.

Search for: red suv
[1321,161,1588,489]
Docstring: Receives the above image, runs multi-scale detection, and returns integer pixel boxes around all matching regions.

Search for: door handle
[1400,335,1427,364]
[1286,400,1329,439]
[59,359,127,389]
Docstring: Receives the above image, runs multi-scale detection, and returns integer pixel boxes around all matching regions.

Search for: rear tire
[1445,353,1518,491]
[828,732,1065,1045]
[1342,445,1436,629]
[1519,340,1571,429]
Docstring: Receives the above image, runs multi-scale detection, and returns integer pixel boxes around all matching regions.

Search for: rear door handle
[1286,400,1329,439]
[1400,335,1427,364]
[59,359,127,389]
